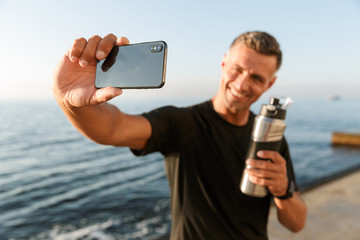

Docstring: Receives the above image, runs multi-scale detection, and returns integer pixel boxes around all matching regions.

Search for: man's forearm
[56,96,151,149]
[57,98,123,145]
[274,192,307,232]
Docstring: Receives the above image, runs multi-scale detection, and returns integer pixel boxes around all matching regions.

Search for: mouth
[229,87,247,99]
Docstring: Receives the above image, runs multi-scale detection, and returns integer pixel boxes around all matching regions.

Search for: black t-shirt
[132,100,297,240]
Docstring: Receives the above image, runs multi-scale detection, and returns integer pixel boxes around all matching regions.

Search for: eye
[229,66,240,74]
[235,67,243,73]
[252,75,264,83]
[228,66,242,76]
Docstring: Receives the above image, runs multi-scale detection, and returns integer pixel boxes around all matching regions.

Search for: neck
[211,96,250,126]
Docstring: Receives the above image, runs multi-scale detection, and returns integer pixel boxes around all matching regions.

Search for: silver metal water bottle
[240,97,292,197]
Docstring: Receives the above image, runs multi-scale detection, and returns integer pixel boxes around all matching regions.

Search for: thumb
[91,87,123,104]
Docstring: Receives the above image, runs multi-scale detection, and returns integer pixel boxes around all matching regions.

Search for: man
[53,31,307,239]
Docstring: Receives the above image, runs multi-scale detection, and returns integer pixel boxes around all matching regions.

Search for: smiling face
[213,43,278,124]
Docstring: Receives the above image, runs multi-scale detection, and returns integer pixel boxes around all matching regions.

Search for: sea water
[1,96,359,239]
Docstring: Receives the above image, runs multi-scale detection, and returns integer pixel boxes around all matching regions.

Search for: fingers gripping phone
[95,41,167,89]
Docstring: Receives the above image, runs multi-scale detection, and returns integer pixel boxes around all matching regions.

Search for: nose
[234,73,251,92]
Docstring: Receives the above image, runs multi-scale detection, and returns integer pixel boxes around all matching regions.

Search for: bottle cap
[259,97,287,119]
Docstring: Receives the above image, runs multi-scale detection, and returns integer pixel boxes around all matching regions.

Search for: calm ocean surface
[1,96,360,239]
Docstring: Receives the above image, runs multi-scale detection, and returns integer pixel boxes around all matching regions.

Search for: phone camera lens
[149,44,163,53]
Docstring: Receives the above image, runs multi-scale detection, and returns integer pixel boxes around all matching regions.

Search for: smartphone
[95,41,167,89]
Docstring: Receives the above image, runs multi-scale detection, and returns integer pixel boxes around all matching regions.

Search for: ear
[221,53,227,69]
[266,76,277,90]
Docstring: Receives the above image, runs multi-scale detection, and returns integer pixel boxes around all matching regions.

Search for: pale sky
[0,0,359,100]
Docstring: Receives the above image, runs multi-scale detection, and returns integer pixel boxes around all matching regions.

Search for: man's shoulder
[156,100,213,117]
[188,100,212,111]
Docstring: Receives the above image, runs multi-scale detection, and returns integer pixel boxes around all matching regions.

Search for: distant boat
[329,95,341,101]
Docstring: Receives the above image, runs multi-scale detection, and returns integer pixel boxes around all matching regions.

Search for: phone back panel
[95,41,167,89]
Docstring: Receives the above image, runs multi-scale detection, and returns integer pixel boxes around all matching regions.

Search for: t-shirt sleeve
[131,106,188,156]
[280,137,299,192]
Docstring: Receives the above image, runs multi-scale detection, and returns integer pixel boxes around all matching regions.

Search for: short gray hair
[230,31,282,70]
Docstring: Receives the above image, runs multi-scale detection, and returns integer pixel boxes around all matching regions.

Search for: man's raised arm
[52,34,151,150]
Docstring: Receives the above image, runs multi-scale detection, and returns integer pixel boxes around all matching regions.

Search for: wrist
[273,180,295,200]
[274,192,293,200]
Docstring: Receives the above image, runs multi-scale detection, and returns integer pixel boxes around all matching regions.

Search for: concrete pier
[268,169,360,239]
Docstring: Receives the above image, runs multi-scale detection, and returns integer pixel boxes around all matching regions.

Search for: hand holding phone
[95,41,167,89]
[53,35,130,108]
